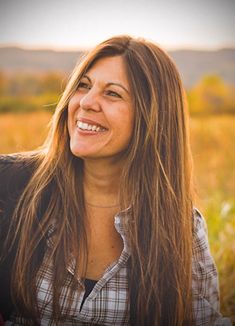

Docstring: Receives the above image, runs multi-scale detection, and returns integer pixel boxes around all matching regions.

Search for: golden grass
[0,112,51,153]
[190,115,235,323]
[0,112,234,323]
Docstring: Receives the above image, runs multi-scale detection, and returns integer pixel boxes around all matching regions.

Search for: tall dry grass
[0,112,51,153]
[190,115,235,323]
[0,112,234,323]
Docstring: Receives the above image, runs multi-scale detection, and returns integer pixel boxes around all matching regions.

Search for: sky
[0,0,234,50]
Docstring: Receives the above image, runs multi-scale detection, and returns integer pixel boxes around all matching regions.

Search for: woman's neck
[83,159,122,207]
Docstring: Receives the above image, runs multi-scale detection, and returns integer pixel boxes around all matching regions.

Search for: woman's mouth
[76,121,108,132]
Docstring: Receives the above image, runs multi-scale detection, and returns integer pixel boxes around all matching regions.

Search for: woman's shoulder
[0,153,37,200]
[192,207,206,233]
[0,152,31,167]
[0,152,37,173]
[192,207,209,252]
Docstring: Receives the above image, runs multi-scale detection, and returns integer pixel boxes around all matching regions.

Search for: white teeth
[83,123,88,129]
[77,121,106,132]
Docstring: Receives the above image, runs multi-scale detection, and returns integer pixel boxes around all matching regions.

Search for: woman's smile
[76,118,108,135]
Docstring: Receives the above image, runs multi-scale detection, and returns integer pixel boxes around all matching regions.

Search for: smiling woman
[0,35,232,326]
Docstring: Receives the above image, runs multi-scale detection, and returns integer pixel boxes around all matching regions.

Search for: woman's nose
[79,88,101,112]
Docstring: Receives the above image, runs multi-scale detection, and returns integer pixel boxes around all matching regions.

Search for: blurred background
[0,0,234,322]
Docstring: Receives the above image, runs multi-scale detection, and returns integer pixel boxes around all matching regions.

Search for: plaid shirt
[7,209,231,326]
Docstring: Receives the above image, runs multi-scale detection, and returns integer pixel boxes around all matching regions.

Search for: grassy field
[0,112,234,322]
[190,115,235,323]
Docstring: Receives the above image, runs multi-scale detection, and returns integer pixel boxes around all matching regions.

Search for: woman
[0,35,231,325]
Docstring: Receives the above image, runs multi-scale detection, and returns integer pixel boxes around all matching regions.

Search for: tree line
[0,71,235,115]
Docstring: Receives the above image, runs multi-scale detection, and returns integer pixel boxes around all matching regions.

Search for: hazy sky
[0,0,234,50]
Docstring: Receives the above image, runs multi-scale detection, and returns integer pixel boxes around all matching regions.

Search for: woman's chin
[70,148,89,158]
[70,146,98,159]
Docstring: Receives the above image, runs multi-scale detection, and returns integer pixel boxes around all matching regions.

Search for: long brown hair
[3,35,194,325]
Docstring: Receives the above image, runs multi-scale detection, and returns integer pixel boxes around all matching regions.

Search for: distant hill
[0,47,83,74]
[0,46,235,88]
[170,48,235,88]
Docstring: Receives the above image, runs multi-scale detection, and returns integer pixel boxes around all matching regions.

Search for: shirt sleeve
[192,208,232,326]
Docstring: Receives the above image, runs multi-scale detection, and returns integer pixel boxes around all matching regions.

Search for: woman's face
[67,56,134,162]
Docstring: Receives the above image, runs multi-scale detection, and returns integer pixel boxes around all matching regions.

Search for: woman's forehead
[83,56,129,86]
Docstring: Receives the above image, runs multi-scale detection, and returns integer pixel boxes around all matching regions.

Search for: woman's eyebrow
[81,75,91,83]
[82,74,129,95]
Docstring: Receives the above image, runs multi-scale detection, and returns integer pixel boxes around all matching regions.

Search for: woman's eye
[106,90,122,98]
[78,82,91,89]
